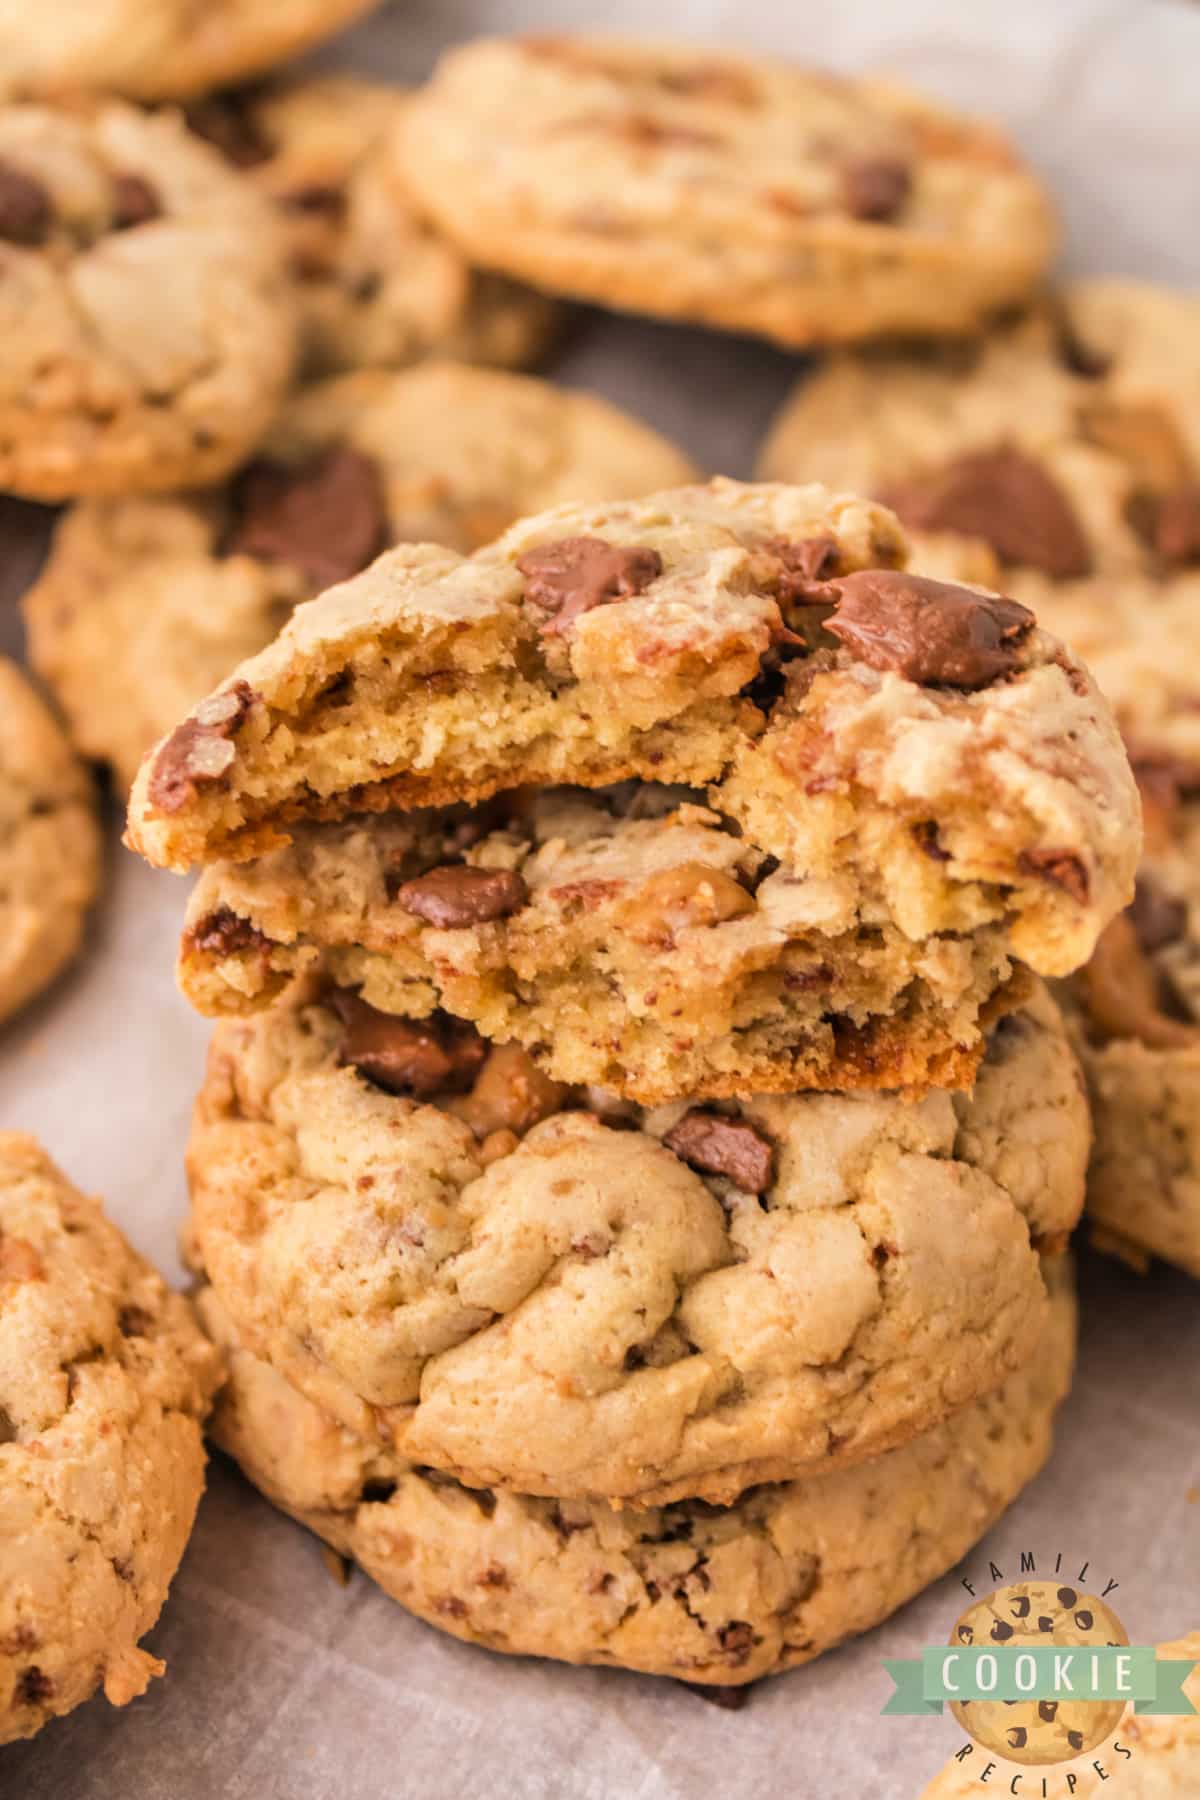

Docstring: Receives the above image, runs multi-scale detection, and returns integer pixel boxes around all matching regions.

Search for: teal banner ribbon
[883,1647,1197,1716]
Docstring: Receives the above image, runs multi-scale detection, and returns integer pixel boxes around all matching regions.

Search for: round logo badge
[948,1582,1129,1765]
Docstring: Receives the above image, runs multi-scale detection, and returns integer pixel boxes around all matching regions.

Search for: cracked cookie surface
[178,785,1023,1102]
[397,35,1055,348]
[0,660,100,1025]
[0,0,378,102]
[26,365,696,793]
[185,980,1086,1505]
[0,1134,222,1744]
[185,76,561,378]
[0,100,296,499]
[199,1264,1074,1686]
[126,479,1139,988]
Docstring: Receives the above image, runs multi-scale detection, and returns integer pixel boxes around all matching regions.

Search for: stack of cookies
[125,475,1138,1690]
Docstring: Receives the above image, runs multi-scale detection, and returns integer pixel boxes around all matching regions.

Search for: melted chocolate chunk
[395,865,528,929]
[331,992,485,1098]
[1019,848,1090,905]
[226,446,387,589]
[187,906,271,958]
[516,536,662,635]
[0,160,51,244]
[111,173,161,230]
[662,1111,774,1195]
[184,92,274,168]
[1128,482,1200,566]
[764,533,841,604]
[148,680,257,815]
[1129,874,1187,953]
[825,569,1035,689]
[882,446,1092,579]
[841,157,911,221]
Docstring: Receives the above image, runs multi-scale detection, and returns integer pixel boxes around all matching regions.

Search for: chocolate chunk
[118,1305,153,1338]
[1037,1616,1054,1632]
[716,1621,756,1664]
[516,536,662,636]
[1019,848,1089,905]
[226,446,387,590]
[1038,1700,1058,1721]
[148,680,257,815]
[841,158,911,221]
[1010,1594,1032,1618]
[764,534,841,604]
[825,569,1035,689]
[184,92,273,167]
[957,1624,974,1643]
[1074,1609,1094,1630]
[662,1110,774,1195]
[990,1620,1014,1642]
[1057,1587,1077,1607]
[681,1681,752,1710]
[0,159,51,245]
[913,820,950,862]
[1129,875,1187,953]
[882,446,1092,578]
[17,1667,53,1706]
[1067,1731,1084,1751]
[395,865,528,929]
[1006,1728,1028,1750]
[1129,483,1200,566]
[186,906,271,959]
[331,992,486,1098]
[111,173,161,230]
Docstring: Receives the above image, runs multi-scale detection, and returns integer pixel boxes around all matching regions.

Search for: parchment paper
[2,3,1198,1793]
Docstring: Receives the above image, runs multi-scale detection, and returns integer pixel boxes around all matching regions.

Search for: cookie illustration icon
[948,1582,1128,1765]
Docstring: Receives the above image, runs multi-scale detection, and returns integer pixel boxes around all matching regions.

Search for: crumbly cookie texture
[179,786,1023,1102]
[199,1265,1075,1687]
[397,36,1056,348]
[0,1134,223,1745]
[1062,796,1200,1277]
[0,0,378,102]
[185,981,1086,1506]
[0,101,296,500]
[26,365,697,793]
[758,280,1200,766]
[920,1634,1200,1798]
[126,479,1139,984]
[0,660,100,1025]
[185,77,561,378]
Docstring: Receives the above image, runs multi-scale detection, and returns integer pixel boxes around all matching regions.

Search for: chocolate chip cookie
[398,36,1056,348]
[1067,787,1200,1276]
[126,480,1139,992]
[198,1261,1075,1687]
[0,0,378,102]
[185,76,562,377]
[922,1633,1200,1797]
[25,365,697,793]
[0,660,100,1026]
[177,785,1024,1103]
[184,979,1086,1506]
[0,100,296,499]
[0,1134,222,1744]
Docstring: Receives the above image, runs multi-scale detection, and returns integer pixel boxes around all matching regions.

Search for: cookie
[948,1583,1127,1764]
[397,36,1056,348]
[1065,792,1200,1276]
[199,1261,1075,1688]
[178,785,1026,1103]
[758,281,1200,761]
[0,0,378,102]
[0,660,101,1026]
[184,979,1086,1506]
[0,100,296,501]
[0,1134,222,1744]
[127,481,1138,991]
[185,76,562,378]
[25,365,698,793]
[921,1634,1200,1797]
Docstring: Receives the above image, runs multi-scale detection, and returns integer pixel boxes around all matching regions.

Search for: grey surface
[2,2,1199,1794]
